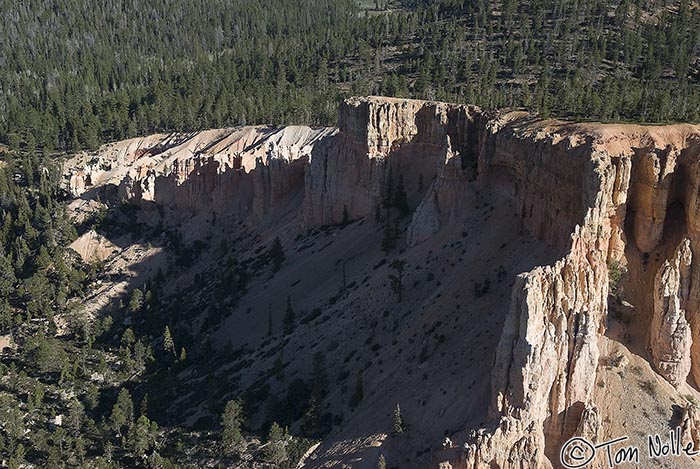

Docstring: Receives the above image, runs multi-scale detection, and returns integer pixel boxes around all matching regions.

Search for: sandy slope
[208,181,561,468]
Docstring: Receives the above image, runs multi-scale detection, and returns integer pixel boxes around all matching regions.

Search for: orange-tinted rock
[651,239,693,387]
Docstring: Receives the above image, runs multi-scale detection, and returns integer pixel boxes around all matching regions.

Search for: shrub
[608,260,628,298]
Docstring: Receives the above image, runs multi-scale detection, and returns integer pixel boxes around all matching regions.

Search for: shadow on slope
[212,181,562,468]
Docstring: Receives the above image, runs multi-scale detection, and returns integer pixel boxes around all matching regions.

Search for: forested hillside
[1,0,699,153]
[0,152,86,328]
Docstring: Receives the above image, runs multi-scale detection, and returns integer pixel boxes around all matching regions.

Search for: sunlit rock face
[65,126,336,222]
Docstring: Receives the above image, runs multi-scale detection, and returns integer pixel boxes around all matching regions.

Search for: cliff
[63,97,700,468]
[301,97,481,229]
[65,125,336,222]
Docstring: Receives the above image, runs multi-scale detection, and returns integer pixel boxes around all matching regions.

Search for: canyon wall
[621,133,700,389]
[63,97,700,468]
[456,116,700,468]
[323,101,700,468]
[65,126,336,223]
[301,96,482,229]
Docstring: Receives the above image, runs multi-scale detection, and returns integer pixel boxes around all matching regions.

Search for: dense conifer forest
[0,0,698,467]
[1,0,699,153]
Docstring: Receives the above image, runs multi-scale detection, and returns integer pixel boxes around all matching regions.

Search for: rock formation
[65,126,335,221]
[68,229,120,263]
[681,404,700,452]
[301,97,481,229]
[651,238,693,387]
[408,136,470,245]
[455,112,700,468]
[63,96,700,468]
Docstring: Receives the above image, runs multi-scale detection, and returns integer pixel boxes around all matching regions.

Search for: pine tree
[110,388,134,438]
[393,403,405,434]
[140,394,149,418]
[131,415,152,456]
[0,395,25,446]
[102,439,114,462]
[269,237,286,272]
[128,288,143,314]
[163,326,175,357]
[283,296,295,335]
[267,304,273,336]
[304,395,322,435]
[350,374,364,410]
[67,399,84,435]
[392,216,401,244]
[0,253,15,299]
[342,205,349,226]
[274,352,285,380]
[393,173,409,216]
[264,422,288,465]
[388,259,407,303]
[383,167,394,209]
[147,451,165,468]
[311,352,328,402]
[221,400,244,455]
[8,444,25,469]
[121,328,136,348]
[377,454,387,469]
[381,219,395,255]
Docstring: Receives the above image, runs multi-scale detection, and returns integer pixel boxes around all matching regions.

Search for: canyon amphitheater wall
[64,97,700,468]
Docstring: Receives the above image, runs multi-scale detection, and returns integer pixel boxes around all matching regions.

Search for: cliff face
[65,126,336,223]
[456,117,700,468]
[323,102,700,468]
[620,133,700,389]
[459,116,617,468]
[63,97,700,468]
[301,97,481,229]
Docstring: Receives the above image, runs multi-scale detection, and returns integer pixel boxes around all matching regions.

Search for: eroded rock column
[650,238,693,387]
